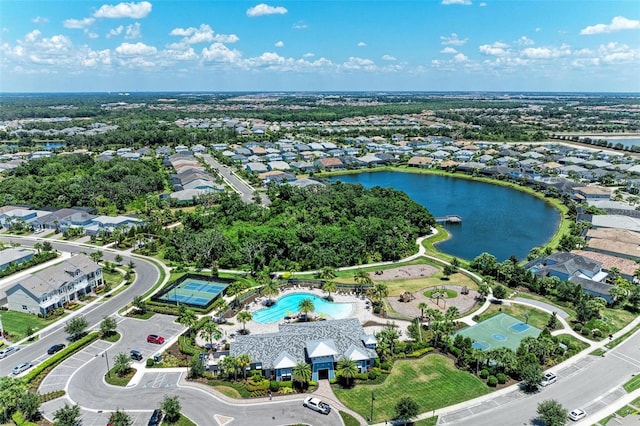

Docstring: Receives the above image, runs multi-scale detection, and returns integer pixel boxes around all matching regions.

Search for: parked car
[12,361,33,375]
[130,350,143,361]
[540,372,557,387]
[569,409,586,421]
[147,334,165,344]
[303,396,331,414]
[47,343,66,355]
[0,346,20,359]
[147,409,163,426]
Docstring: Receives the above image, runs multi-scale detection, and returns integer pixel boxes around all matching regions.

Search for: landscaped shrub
[407,347,433,358]
[591,328,602,338]
[380,361,392,371]
[250,390,267,397]
[329,378,338,384]
[278,386,295,394]
[245,379,270,392]
[573,323,582,332]
[146,358,155,367]
[368,370,379,380]
[40,390,65,402]
[487,375,499,387]
[12,411,37,426]
[178,335,200,356]
[480,369,489,379]
[279,381,292,388]
[269,381,280,392]
[496,373,508,384]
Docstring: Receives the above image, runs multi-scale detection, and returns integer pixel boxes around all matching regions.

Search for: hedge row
[25,331,100,390]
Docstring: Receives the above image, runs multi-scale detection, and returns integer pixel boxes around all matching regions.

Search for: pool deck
[198,287,397,346]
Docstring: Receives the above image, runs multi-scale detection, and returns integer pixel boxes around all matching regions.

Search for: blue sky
[1,0,639,93]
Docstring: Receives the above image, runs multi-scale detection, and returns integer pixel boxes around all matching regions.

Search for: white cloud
[114,41,156,55]
[580,16,640,35]
[442,0,472,4]
[32,16,48,24]
[293,21,308,29]
[86,31,99,39]
[454,53,468,62]
[517,36,534,46]
[303,52,314,58]
[479,2,487,6]
[382,54,396,61]
[521,44,570,59]
[358,42,367,47]
[125,23,141,39]
[598,42,638,63]
[441,33,468,46]
[170,24,238,45]
[275,41,284,47]
[214,34,239,43]
[94,1,152,19]
[479,41,510,56]
[107,26,124,38]
[201,42,242,63]
[342,56,375,71]
[440,47,458,54]
[24,30,41,43]
[246,3,287,17]
[64,18,95,29]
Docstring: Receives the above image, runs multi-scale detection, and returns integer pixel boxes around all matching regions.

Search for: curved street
[3,235,640,426]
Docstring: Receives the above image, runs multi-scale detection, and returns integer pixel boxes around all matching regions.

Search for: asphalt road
[1,237,341,426]
[199,153,271,206]
[439,330,640,425]
[0,236,161,377]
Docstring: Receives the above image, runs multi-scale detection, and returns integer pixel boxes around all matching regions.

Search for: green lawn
[0,310,58,342]
[333,354,490,423]
[162,414,197,426]
[623,374,640,393]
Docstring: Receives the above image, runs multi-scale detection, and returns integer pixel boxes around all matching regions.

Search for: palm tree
[318,266,337,280]
[354,269,373,286]
[298,298,315,321]
[337,357,358,388]
[34,242,42,254]
[417,302,427,320]
[260,278,280,306]
[323,281,337,300]
[237,311,252,334]
[221,355,239,380]
[198,320,222,352]
[177,306,197,331]
[237,353,251,380]
[292,362,312,390]
[211,298,228,323]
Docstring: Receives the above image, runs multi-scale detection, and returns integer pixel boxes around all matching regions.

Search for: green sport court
[153,274,229,309]
[455,313,542,351]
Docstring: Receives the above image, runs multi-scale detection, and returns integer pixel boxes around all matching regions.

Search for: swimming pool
[252,293,353,324]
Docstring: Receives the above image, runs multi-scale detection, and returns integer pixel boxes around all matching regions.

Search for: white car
[569,408,586,421]
[540,372,557,387]
[0,346,20,359]
[12,361,33,375]
[303,396,331,415]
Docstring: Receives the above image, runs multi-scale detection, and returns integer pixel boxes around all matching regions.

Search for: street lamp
[370,391,375,422]
[102,350,111,377]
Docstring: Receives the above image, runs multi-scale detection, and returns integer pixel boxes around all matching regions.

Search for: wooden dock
[435,215,463,224]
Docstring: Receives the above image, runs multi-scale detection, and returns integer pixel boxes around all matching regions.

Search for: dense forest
[163,183,435,271]
[0,154,166,213]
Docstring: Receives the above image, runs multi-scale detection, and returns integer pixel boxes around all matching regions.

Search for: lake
[330,171,560,262]
[607,138,640,149]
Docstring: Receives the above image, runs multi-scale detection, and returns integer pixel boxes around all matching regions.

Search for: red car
[147,334,165,344]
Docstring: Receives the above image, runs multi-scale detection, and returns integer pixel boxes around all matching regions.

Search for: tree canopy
[163,183,434,271]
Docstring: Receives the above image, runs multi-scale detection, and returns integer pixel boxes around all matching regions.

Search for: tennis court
[455,313,542,351]
[155,276,228,308]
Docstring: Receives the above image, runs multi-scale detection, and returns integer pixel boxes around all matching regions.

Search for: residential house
[6,254,103,315]
[230,318,377,381]
[0,248,35,271]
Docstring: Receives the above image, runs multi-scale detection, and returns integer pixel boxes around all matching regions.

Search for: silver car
[12,361,33,375]
[0,346,20,359]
